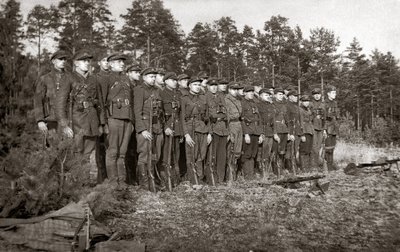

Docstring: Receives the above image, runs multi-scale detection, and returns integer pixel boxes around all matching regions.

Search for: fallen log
[344,157,400,176]
[272,174,326,186]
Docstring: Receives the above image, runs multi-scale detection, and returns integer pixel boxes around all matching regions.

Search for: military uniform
[299,95,314,172]
[134,69,164,190]
[240,86,262,180]
[206,88,229,183]
[225,84,243,181]
[286,90,301,173]
[180,87,209,184]
[324,87,339,171]
[272,89,289,175]
[311,88,325,169]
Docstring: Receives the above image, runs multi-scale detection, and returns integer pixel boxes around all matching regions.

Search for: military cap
[156,68,166,75]
[73,50,93,61]
[141,67,157,76]
[326,85,337,92]
[218,79,229,85]
[51,50,68,61]
[259,88,272,95]
[311,88,321,94]
[178,74,190,81]
[300,95,311,101]
[237,83,245,89]
[287,89,299,96]
[126,64,141,72]
[107,53,127,62]
[228,83,241,89]
[97,51,109,61]
[189,78,202,84]
[163,72,178,81]
[265,85,275,90]
[243,85,255,92]
[207,78,218,85]
[197,71,209,79]
[274,87,284,94]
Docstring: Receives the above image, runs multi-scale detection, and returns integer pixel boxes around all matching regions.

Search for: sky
[13,0,400,59]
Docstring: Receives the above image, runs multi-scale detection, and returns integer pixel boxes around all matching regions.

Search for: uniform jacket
[311,99,325,131]
[273,100,289,134]
[55,71,105,137]
[34,68,69,123]
[161,87,182,136]
[180,92,209,135]
[94,69,109,103]
[241,98,262,135]
[225,94,242,122]
[178,87,189,96]
[102,72,134,122]
[324,99,339,135]
[286,101,302,136]
[257,101,275,137]
[206,92,229,136]
[299,105,314,135]
[134,83,163,134]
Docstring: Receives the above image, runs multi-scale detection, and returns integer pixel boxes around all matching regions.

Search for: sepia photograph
[0,0,399,251]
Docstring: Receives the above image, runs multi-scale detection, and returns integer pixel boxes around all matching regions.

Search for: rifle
[147,95,156,192]
[320,137,327,171]
[208,138,216,186]
[344,157,400,175]
[290,138,297,175]
[190,117,199,185]
[165,113,174,192]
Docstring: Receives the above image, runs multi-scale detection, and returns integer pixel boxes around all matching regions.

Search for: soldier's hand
[273,134,280,143]
[165,127,174,136]
[316,115,321,119]
[63,126,74,138]
[227,134,231,142]
[258,135,264,144]
[99,126,104,135]
[142,130,153,141]
[38,122,48,134]
[323,130,327,139]
[185,134,195,147]
[207,134,212,145]
[104,124,109,134]
[288,134,295,141]
[301,136,306,142]
[244,134,251,144]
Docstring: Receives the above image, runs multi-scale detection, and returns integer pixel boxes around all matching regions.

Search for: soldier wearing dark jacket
[134,67,164,191]
[206,78,229,183]
[240,86,263,180]
[56,50,105,171]
[160,72,182,186]
[257,88,275,177]
[324,86,339,171]
[34,50,69,147]
[101,53,134,184]
[181,78,211,184]
[286,89,301,173]
[299,95,314,172]
[311,87,326,169]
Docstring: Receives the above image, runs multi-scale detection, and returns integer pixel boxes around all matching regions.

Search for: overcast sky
[14,0,400,59]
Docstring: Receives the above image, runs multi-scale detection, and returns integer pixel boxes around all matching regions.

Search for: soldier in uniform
[285,89,301,173]
[240,86,263,180]
[177,74,190,96]
[56,50,105,176]
[100,53,134,184]
[225,83,243,181]
[272,87,289,176]
[217,79,229,94]
[206,78,229,183]
[197,71,209,94]
[177,73,190,178]
[160,72,182,187]
[324,85,339,171]
[134,67,164,191]
[237,83,245,100]
[155,68,166,90]
[299,95,314,172]
[34,50,69,147]
[181,78,211,184]
[310,87,326,170]
[126,64,141,87]
[257,88,275,177]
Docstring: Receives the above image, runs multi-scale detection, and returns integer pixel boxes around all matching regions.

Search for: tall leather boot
[117,158,127,185]
[137,164,148,189]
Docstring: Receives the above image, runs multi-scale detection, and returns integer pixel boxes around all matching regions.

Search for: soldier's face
[128,70,141,81]
[189,81,202,94]
[228,88,237,97]
[165,79,177,89]
[99,58,109,71]
[208,85,218,94]
[143,74,156,85]
[302,101,310,107]
[275,92,284,101]
[218,84,227,92]
[269,88,274,95]
[238,89,244,96]
[109,59,124,72]
[289,95,298,103]
[74,59,90,72]
[328,91,336,100]
[313,94,321,101]
[52,58,66,70]
[260,93,271,102]
[178,79,188,88]
[156,74,164,84]
[244,91,254,100]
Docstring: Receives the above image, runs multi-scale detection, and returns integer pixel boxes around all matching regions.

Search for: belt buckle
[125,99,130,105]
[83,101,89,109]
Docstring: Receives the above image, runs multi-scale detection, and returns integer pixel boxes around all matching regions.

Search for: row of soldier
[34,49,339,192]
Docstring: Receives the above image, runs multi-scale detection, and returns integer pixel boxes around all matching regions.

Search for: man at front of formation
[324,85,339,171]
[134,68,164,191]
[225,83,243,181]
[240,86,263,180]
[56,50,105,176]
[34,50,69,147]
[160,72,182,188]
[206,78,229,183]
[311,87,326,171]
[101,53,134,184]
[181,78,211,185]
[286,89,301,173]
